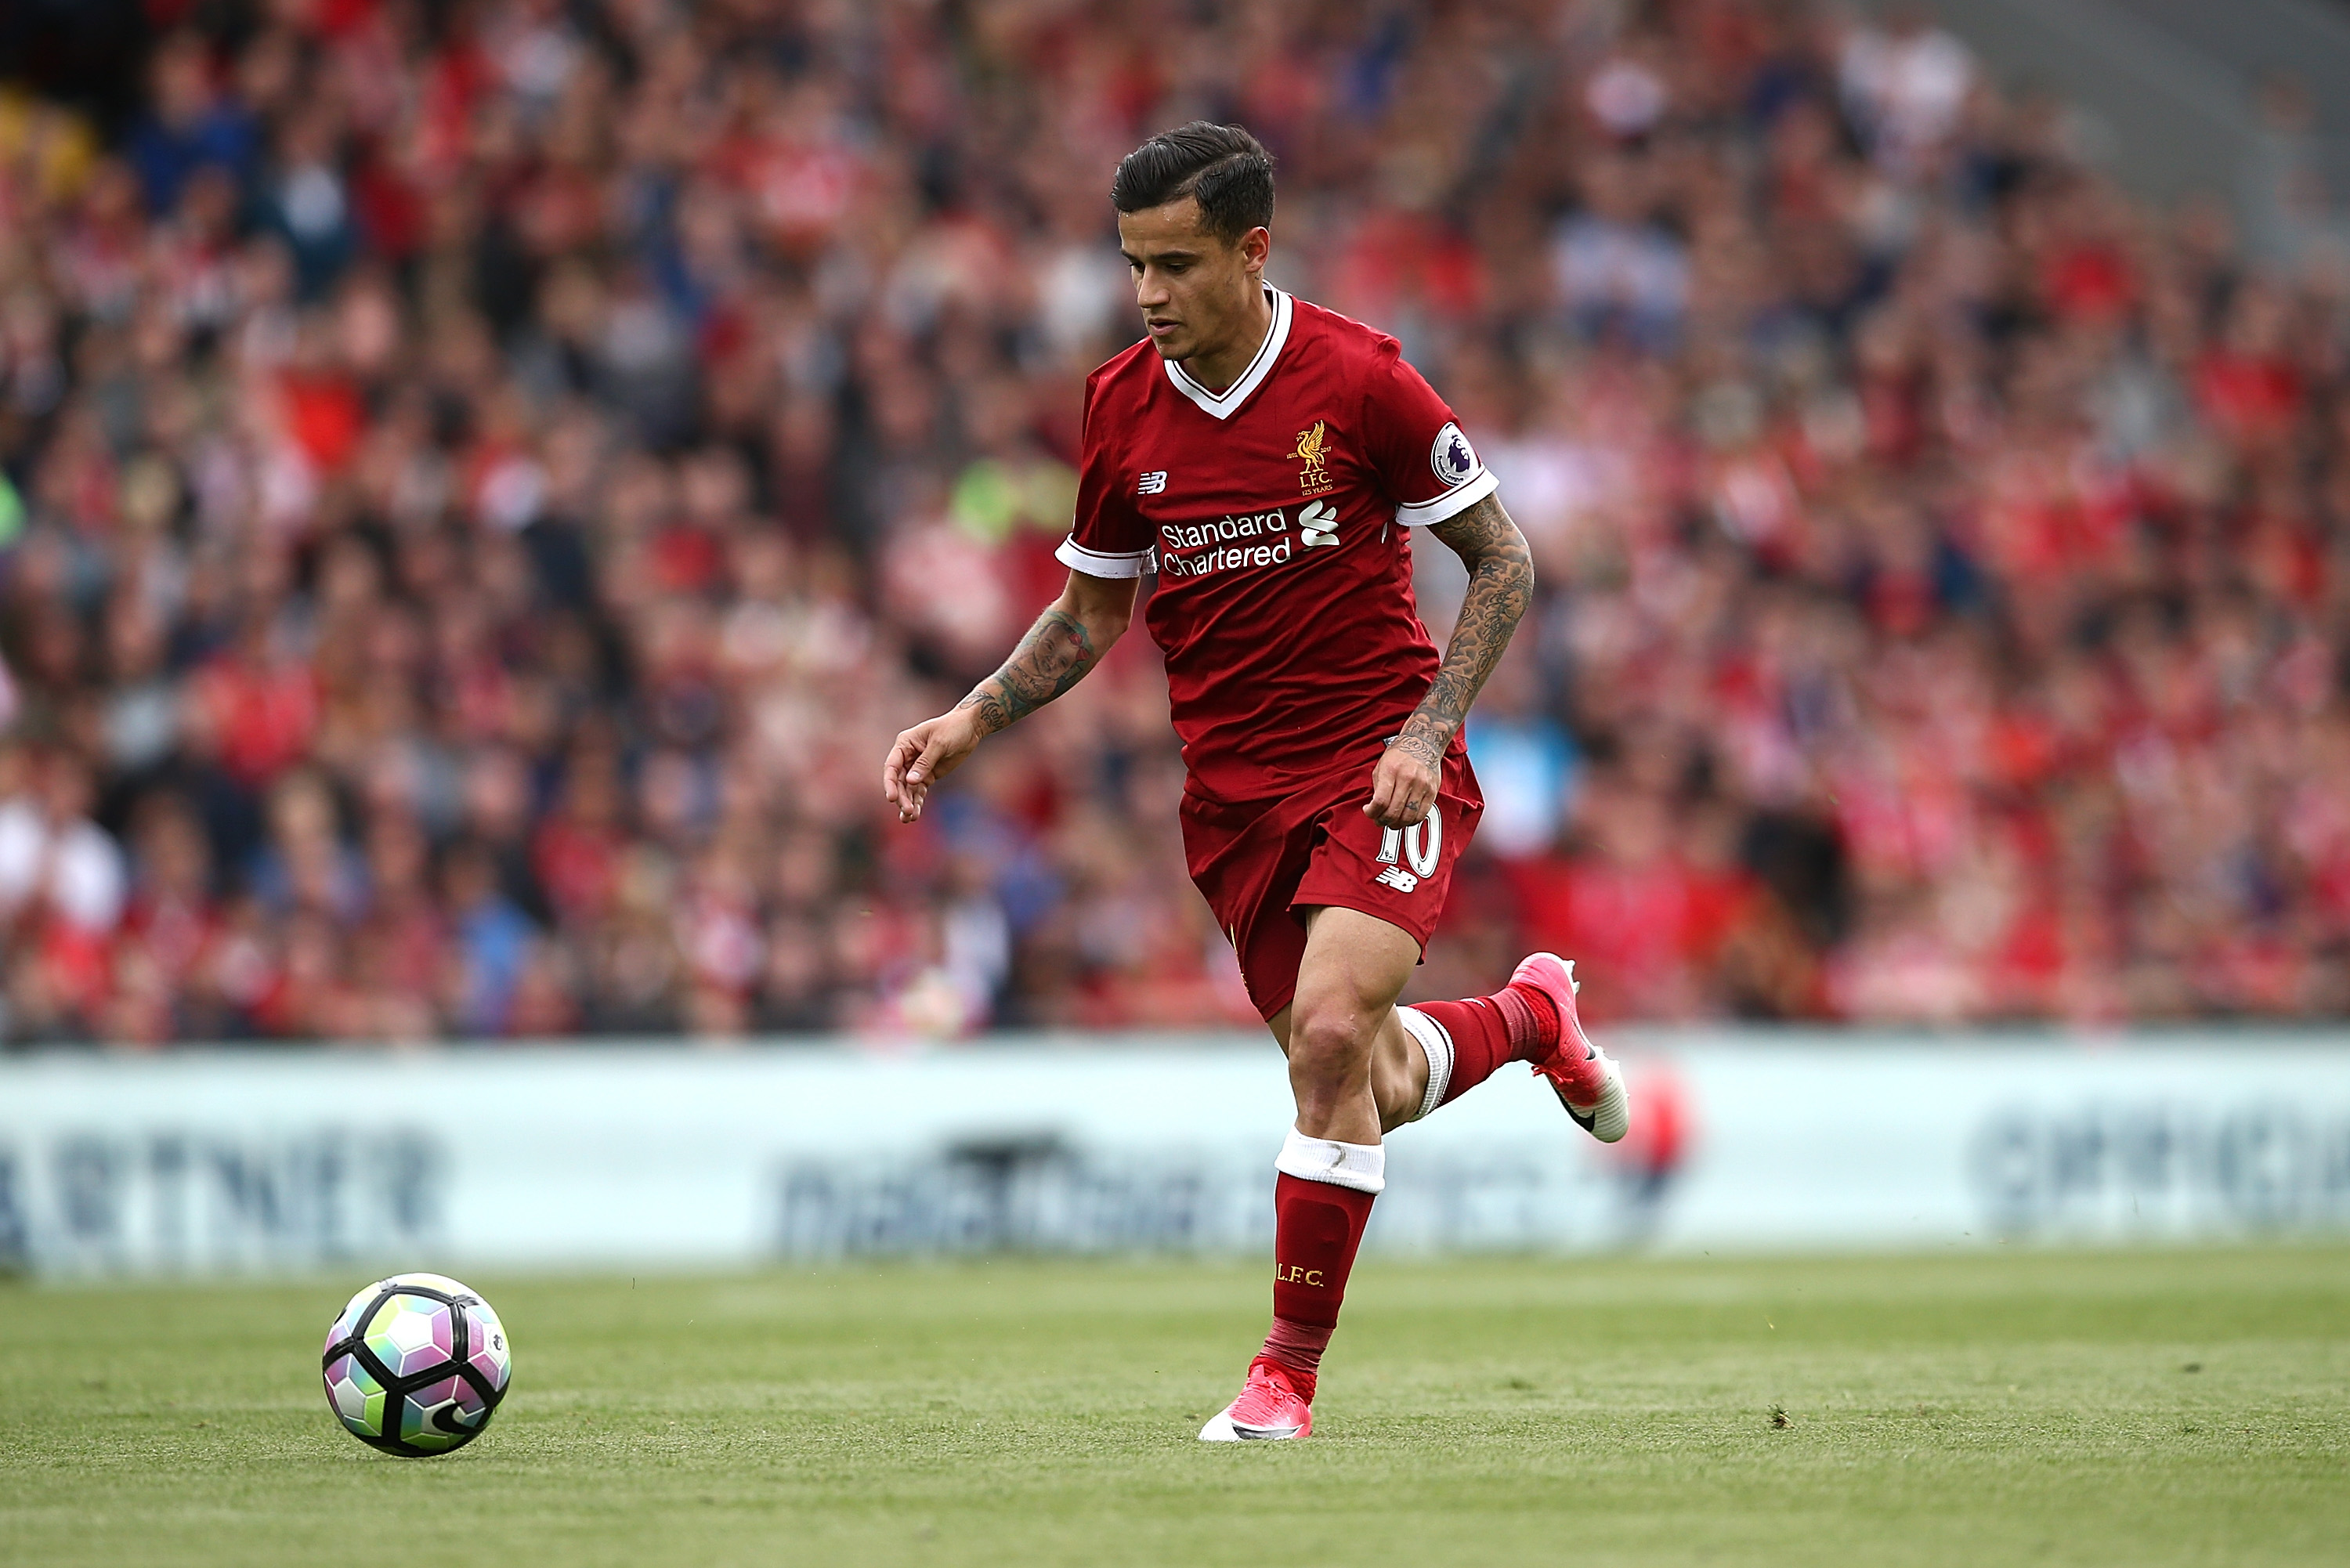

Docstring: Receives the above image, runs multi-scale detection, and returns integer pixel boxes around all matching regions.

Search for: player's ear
[1238,225,1271,276]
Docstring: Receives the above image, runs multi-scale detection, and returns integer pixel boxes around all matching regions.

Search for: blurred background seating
[0,0,2344,1044]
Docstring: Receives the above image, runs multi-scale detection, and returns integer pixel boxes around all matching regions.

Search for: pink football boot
[1198,1356,1315,1441]
[1511,952,1630,1143]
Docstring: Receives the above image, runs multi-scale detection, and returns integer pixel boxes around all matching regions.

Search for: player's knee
[1286,996,1372,1082]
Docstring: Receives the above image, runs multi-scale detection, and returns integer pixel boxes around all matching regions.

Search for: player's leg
[1269,751,1626,1142]
[1397,954,1628,1141]
[1271,959,1626,1140]
[1277,905,1423,1140]
[1202,906,1413,1441]
[1267,990,1434,1133]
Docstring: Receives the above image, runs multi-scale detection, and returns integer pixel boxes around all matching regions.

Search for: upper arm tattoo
[955,605,1099,738]
[1394,493,1535,768]
[1427,492,1531,573]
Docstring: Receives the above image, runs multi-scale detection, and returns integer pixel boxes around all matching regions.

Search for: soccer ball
[320,1273,512,1457]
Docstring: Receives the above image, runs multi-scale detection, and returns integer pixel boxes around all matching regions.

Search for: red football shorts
[1179,749,1483,1020]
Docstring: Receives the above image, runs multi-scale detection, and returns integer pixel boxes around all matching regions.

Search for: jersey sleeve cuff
[1055,536,1154,578]
[1394,468,1499,528]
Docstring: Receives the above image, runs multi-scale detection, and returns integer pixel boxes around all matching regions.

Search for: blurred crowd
[0,0,2345,1045]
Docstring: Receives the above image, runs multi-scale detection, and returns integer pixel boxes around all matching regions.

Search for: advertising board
[2,1033,2345,1276]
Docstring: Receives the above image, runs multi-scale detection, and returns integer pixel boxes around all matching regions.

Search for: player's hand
[883,708,985,824]
[1365,734,1441,829]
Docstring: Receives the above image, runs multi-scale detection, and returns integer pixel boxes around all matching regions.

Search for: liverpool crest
[1292,421,1335,496]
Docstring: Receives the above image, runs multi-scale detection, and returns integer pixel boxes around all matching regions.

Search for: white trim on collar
[1162,287,1292,421]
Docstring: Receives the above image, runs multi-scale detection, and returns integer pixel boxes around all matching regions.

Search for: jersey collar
[1162,287,1292,421]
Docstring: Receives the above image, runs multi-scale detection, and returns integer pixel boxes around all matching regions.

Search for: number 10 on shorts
[1375,806,1441,893]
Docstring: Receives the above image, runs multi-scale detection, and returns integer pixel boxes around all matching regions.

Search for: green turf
[2,1248,2345,1566]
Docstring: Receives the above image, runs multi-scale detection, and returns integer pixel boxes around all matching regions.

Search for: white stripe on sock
[1396,1006,1453,1122]
[1274,1126,1386,1193]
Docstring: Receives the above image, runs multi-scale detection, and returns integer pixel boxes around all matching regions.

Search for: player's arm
[1366,493,1534,829]
[882,569,1138,824]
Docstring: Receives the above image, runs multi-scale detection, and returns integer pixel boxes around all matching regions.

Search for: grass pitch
[2,1248,2345,1567]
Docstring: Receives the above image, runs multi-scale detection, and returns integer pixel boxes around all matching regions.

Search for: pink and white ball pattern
[320,1273,511,1457]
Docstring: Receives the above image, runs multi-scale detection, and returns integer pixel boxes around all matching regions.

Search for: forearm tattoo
[956,605,1099,737]
[1395,494,1535,769]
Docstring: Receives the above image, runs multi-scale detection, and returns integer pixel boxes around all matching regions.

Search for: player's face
[1118,198,1271,364]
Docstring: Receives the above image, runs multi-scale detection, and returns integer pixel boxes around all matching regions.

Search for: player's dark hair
[1112,122,1274,244]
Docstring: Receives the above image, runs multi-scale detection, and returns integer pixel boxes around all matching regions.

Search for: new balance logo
[1375,865,1419,893]
[1137,471,1167,495]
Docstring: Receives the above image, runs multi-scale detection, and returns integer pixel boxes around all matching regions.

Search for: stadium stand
[0,0,2344,1042]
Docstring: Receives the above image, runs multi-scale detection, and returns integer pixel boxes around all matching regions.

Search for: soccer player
[881,123,1628,1441]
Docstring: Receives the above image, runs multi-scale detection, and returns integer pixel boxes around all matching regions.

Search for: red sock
[1412,984,1560,1108]
[1258,1172,1376,1388]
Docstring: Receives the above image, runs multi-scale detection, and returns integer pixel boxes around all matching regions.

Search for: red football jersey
[1058,288,1499,802]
